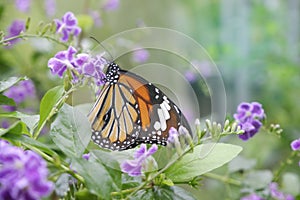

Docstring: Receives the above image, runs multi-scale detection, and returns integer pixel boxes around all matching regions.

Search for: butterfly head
[105,62,120,84]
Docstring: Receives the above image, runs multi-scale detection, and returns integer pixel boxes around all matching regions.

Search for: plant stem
[203,172,242,186]
[0,33,68,48]
[33,86,77,139]
[124,146,194,199]
[111,185,152,197]
[273,150,298,182]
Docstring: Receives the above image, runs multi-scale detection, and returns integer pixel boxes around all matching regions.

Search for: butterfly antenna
[90,36,114,63]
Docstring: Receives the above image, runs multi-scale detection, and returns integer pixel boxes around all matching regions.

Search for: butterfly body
[88,63,191,151]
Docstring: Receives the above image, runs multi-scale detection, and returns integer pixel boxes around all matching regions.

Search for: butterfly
[88,62,192,151]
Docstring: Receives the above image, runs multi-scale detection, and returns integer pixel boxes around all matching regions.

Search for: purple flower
[89,10,102,27]
[184,70,197,83]
[240,193,265,200]
[132,48,149,63]
[167,127,179,144]
[48,46,107,85]
[2,80,36,112]
[191,60,213,78]
[290,138,300,151]
[54,12,81,42]
[82,153,90,160]
[5,20,25,47]
[103,0,120,11]
[1,120,10,129]
[48,46,77,77]
[15,0,31,12]
[0,139,53,199]
[234,102,265,141]
[81,55,106,86]
[269,182,295,200]
[44,0,56,17]
[121,144,158,176]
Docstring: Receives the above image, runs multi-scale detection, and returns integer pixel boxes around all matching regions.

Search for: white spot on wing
[174,105,180,114]
[157,108,167,131]
[160,102,170,120]
[154,121,161,130]
[163,100,171,111]
[163,96,169,103]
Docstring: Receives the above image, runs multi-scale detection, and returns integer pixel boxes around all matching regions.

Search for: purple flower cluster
[5,20,25,47]
[89,10,102,27]
[48,46,107,85]
[240,182,294,200]
[44,0,56,17]
[0,140,53,199]
[269,182,294,200]
[121,144,158,176]
[14,0,56,16]
[2,79,36,112]
[240,193,265,200]
[54,12,81,42]
[15,0,31,12]
[234,102,265,141]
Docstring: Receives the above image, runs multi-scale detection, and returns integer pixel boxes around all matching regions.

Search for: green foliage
[0,111,39,134]
[36,85,64,137]
[244,170,273,190]
[0,77,23,92]
[0,121,29,137]
[0,94,15,106]
[71,157,121,199]
[50,104,91,158]
[165,143,242,182]
[133,186,197,200]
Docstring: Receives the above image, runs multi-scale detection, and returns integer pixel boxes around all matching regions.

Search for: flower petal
[291,138,300,151]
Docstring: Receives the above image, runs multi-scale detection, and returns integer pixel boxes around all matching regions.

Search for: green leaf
[0,77,23,93]
[134,186,196,200]
[0,111,39,134]
[55,173,72,197]
[165,143,242,182]
[228,156,256,173]
[75,189,98,200]
[50,104,91,158]
[282,172,300,195]
[0,121,29,137]
[244,170,273,189]
[0,94,15,106]
[37,86,64,133]
[71,158,121,199]
[90,149,122,189]
[18,135,59,158]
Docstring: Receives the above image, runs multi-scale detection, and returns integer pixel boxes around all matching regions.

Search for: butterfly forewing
[88,62,192,151]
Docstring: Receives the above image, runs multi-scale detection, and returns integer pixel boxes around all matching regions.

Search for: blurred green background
[0,0,299,199]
